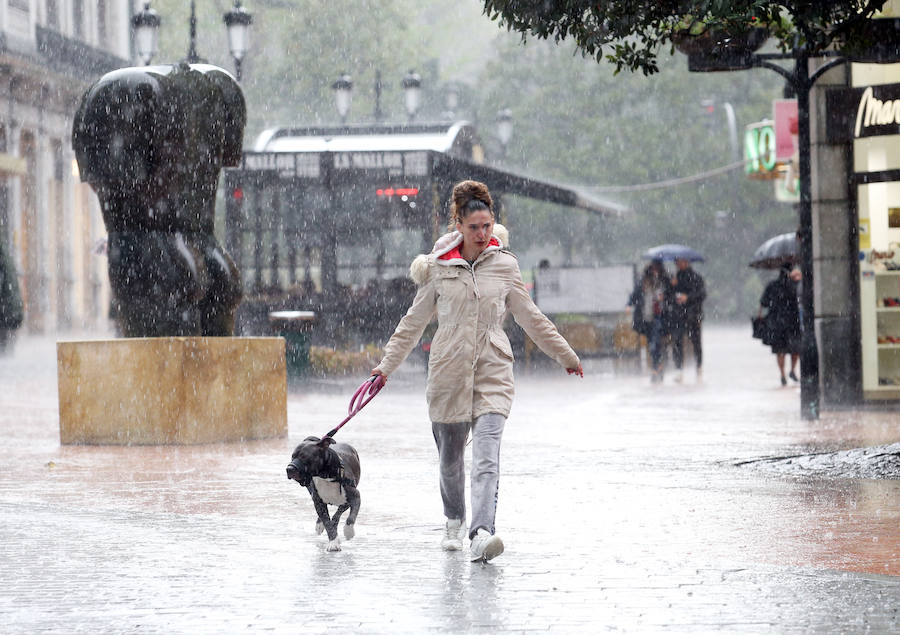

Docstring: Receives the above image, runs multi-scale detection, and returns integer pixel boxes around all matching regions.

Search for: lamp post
[131,1,252,80]
[401,70,422,123]
[331,73,353,125]
[496,108,513,159]
[444,83,460,119]
[331,70,424,124]
[700,99,739,163]
[684,45,850,421]
[223,1,253,81]
[131,3,160,66]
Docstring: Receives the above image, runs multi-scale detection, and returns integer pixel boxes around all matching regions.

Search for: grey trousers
[432,413,505,539]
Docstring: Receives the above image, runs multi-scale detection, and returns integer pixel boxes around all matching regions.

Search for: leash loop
[324,374,385,438]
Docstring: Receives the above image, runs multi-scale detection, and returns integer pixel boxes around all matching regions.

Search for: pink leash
[324,374,385,438]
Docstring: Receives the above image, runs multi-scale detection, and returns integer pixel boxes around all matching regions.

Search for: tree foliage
[481,1,890,75]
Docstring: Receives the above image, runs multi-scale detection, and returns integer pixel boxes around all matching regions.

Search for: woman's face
[456,210,494,254]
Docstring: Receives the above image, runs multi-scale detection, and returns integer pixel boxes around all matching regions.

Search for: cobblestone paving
[1,326,898,633]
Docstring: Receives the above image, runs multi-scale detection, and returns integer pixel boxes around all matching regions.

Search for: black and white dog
[286,436,361,552]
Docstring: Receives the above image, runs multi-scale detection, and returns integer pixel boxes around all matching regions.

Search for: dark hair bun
[449,180,493,228]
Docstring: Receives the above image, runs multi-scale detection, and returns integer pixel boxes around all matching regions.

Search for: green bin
[269,310,316,375]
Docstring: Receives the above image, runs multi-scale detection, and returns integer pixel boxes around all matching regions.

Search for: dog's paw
[325,539,342,552]
[315,520,324,535]
[343,523,355,540]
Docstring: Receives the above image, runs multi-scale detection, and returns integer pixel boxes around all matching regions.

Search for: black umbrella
[641,244,704,262]
[749,233,798,269]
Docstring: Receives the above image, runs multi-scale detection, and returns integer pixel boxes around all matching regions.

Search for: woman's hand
[370,368,387,384]
[567,364,584,378]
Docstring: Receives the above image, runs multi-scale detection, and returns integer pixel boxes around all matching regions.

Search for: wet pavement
[1,325,899,633]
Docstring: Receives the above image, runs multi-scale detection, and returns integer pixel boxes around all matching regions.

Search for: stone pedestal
[57,337,287,445]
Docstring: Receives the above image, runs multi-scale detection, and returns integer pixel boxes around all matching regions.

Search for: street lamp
[496,108,513,158]
[700,99,739,163]
[331,73,353,124]
[332,71,424,123]
[401,70,422,122]
[223,1,253,81]
[131,3,160,66]
[131,1,252,80]
[445,83,460,115]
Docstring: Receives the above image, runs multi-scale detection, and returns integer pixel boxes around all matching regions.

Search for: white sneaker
[469,528,504,562]
[441,518,467,551]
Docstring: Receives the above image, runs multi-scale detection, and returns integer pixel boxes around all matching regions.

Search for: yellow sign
[860,218,871,249]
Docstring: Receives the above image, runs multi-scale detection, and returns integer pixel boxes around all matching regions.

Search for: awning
[432,154,628,218]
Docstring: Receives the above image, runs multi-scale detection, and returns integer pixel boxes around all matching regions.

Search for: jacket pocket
[436,268,466,318]
[489,329,514,361]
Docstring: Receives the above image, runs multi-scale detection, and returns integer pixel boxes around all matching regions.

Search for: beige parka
[373,231,580,424]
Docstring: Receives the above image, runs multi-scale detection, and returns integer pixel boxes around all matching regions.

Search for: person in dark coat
[759,263,801,386]
[628,259,673,383]
[670,258,706,382]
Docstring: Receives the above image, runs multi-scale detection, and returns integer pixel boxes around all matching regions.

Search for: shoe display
[442,518,467,551]
[470,528,504,562]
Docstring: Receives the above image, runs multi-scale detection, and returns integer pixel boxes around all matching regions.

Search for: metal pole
[794,51,820,420]
[234,58,242,82]
[753,52,834,420]
[187,1,199,63]
[722,102,739,163]
[374,70,383,122]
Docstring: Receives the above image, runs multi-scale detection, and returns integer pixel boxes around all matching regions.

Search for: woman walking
[759,264,802,386]
[371,180,582,563]
[628,259,673,383]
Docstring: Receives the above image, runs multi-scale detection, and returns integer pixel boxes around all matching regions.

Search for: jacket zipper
[466,261,481,370]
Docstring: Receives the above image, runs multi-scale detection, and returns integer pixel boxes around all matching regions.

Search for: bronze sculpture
[72,63,245,337]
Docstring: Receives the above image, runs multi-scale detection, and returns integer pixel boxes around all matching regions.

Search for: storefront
[829,64,900,400]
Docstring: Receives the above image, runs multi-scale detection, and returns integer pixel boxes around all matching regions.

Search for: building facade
[811,2,900,407]
[0,0,131,336]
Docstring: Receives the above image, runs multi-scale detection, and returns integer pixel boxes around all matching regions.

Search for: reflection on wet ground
[0,325,898,632]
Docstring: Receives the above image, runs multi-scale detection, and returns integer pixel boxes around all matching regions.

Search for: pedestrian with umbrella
[670,254,706,383]
[628,256,674,383]
[632,245,706,383]
[751,233,801,386]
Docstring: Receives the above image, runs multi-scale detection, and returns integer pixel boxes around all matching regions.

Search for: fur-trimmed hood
[409,225,508,286]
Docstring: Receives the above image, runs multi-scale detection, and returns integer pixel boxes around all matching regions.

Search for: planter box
[674,27,770,72]
[57,337,287,444]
